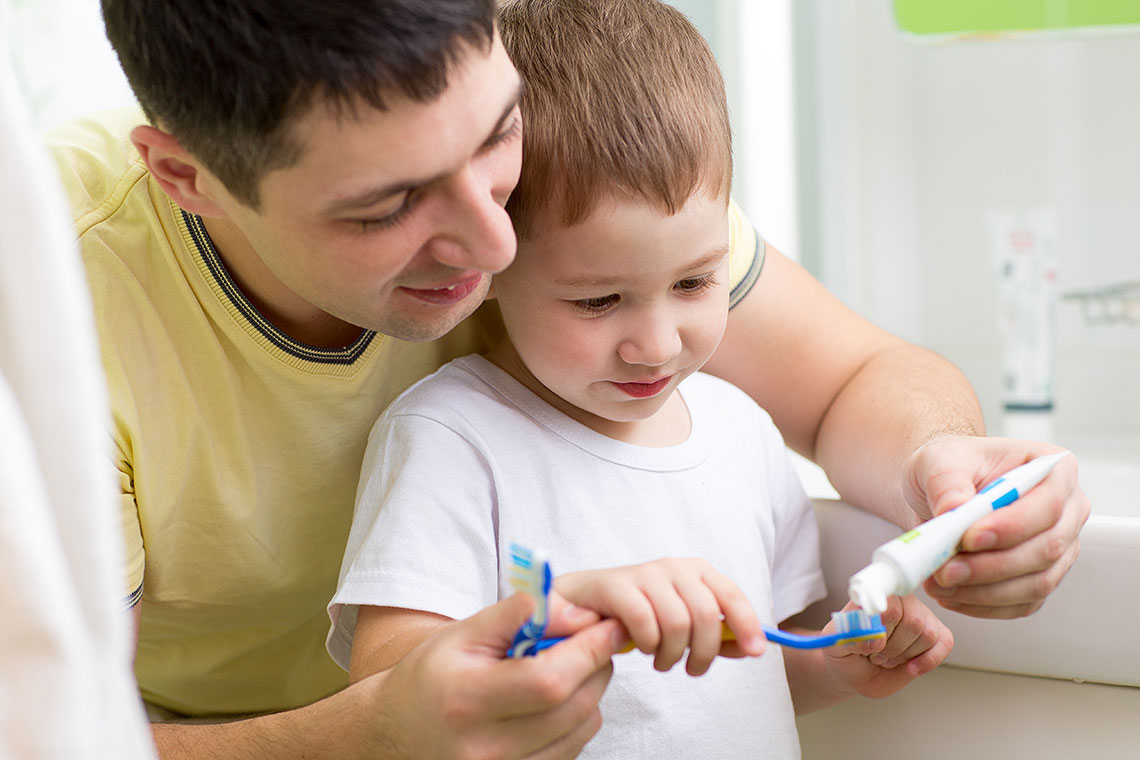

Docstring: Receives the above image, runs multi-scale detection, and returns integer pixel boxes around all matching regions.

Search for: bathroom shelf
[1062,281,1140,326]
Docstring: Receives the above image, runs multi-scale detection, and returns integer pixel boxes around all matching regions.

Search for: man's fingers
[453,591,541,658]
[932,523,1080,589]
[961,456,1084,553]
[545,590,602,638]
[517,690,606,760]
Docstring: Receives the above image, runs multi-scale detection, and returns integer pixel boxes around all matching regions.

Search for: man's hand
[905,435,1090,619]
[369,592,627,760]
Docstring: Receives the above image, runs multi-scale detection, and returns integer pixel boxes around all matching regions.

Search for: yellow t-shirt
[47,108,764,716]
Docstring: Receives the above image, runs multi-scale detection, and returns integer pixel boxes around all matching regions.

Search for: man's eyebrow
[323,82,523,216]
[554,243,730,289]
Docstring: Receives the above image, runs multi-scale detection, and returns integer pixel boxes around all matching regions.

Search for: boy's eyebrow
[554,243,730,288]
[323,83,523,215]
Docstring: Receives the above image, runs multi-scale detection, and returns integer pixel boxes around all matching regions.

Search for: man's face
[201,35,523,343]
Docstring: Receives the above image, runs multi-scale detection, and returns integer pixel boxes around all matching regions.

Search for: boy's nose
[618,314,682,367]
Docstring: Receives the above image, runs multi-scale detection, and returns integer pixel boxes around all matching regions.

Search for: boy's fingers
[701,567,766,656]
[645,579,691,671]
[671,575,723,676]
[555,570,662,652]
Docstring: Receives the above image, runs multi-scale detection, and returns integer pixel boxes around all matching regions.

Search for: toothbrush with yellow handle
[504,544,886,657]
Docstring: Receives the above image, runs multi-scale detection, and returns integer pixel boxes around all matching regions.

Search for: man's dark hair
[101,0,496,207]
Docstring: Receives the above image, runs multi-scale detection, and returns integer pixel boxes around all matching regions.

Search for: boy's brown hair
[498,0,732,238]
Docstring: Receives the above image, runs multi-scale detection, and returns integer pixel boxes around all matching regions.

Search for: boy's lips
[398,273,484,305]
[611,375,673,398]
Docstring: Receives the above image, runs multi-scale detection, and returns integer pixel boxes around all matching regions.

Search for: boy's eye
[572,294,620,313]
[675,274,717,294]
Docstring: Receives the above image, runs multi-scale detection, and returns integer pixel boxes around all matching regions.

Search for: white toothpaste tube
[848,451,1070,614]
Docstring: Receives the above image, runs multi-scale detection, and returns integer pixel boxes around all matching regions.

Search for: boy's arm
[349,606,453,682]
[780,596,953,715]
[704,242,1089,618]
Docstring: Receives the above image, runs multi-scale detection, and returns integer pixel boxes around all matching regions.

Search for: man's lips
[398,273,483,305]
[611,376,673,398]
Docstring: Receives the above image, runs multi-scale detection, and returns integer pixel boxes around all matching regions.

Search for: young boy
[327,0,952,755]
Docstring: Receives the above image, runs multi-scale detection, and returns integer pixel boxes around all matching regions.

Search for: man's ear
[485,277,498,300]
[130,125,227,217]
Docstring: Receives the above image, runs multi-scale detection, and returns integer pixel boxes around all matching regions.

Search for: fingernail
[563,603,592,624]
[743,635,765,654]
[612,630,632,651]
[969,530,997,551]
[939,561,970,586]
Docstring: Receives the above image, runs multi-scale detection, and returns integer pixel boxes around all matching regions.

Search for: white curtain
[0,54,156,759]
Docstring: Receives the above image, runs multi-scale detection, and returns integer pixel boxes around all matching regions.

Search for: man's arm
[704,244,982,526]
[704,243,1089,618]
[132,595,624,760]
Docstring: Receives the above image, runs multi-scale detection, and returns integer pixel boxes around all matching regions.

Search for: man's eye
[356,194,416,232]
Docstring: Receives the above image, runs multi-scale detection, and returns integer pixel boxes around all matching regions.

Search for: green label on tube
[894,0,1140,36]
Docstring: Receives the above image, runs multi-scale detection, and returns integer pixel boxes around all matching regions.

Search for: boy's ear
[130,125,227,217]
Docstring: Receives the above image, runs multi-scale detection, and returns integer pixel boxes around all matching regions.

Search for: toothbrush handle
[507,620,885,657]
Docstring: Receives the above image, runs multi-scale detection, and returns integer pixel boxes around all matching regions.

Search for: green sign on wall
[894,0,1140,36]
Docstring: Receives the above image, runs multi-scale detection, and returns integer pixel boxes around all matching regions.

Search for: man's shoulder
[45,107,153,229]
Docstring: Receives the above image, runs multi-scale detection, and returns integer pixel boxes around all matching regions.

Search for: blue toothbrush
[504,545,885,657]
[506,544,553,658]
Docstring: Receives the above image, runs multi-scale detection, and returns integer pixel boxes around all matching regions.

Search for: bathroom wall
[795,0,1140,439]
[2,0,134,130]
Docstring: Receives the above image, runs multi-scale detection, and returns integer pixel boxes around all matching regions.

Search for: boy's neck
[483,340,692,447]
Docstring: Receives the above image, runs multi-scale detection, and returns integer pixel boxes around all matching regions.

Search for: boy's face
[199,36,523,343]
[491,193,730,429]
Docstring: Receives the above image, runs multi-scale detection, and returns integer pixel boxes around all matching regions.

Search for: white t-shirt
[329,355,826,759]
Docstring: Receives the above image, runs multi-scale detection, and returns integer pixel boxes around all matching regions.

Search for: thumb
[928,475,978,518]
[545,590,602,638]
[909,447,980,518]
[458,592,536,653]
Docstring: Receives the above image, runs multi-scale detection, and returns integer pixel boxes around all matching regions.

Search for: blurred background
[5,0,1140,451]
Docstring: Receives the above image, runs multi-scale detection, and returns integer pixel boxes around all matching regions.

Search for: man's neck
[199,216,365,348]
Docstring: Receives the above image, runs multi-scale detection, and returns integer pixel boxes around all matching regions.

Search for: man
[49,0,1087,757]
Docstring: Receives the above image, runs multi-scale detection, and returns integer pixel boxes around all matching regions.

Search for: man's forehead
[268,39,521,204]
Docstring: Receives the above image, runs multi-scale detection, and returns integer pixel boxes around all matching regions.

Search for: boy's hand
[822,596,952,699]
[554,557,767,676]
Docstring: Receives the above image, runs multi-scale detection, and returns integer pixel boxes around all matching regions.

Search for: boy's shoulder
[683,371,775,427]
[381,353,516,422]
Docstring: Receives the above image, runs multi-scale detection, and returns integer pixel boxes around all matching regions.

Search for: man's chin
[372,305,483,343]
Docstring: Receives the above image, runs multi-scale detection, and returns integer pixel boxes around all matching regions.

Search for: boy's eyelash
[570,275,718,313]
[675,274,718,293]
[571,294,620,313]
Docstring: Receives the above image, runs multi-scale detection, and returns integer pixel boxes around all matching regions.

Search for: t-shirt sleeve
[727,198,766,309]
[326,409,499,670]
[118,459,145,608]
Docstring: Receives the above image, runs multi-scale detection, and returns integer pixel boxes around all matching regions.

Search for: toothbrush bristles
[831,609,886,639]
